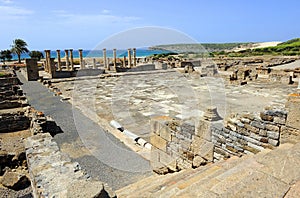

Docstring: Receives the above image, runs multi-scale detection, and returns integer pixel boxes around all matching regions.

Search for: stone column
[107,58,110,71]
[45,50,51,74]
[56,50,61,71]
[123,56,126,68]
[113,49,117,71]
[298,78,300,90]
[133,48,137,67]
[127,48,132,68]
[69,49,74,71]
[78,49,84,69]
[103,48,107,69]
[44,50,49,72]
[64,50,70,71]
[50,58,56,78]
[93,58,96,69]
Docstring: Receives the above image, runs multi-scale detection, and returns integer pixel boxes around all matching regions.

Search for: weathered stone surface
[285,180,300,198]
[265,124,280,132]
[273,116,286,125]
[286,94,300,130]
[191,136,214,162]
[220,171,289,198]
[25,133,115,197]
[257,143,300,185]
[159,126,172,142]
[267,131,279,140]
[244,124,259,133]
[1,170,30,190]
[260,112,274,121]
[66,180,116,198]
[150,134,168,152]
[192,156,206,168]
[280,126,300,144]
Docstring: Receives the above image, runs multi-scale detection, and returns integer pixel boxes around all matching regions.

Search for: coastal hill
[149,38,300,56]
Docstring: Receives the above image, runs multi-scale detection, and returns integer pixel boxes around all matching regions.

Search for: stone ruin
[0,71,115,197]
[150,93,300,174]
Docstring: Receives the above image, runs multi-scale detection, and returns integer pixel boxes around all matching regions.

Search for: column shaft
[56,50,61,71]
[128,49,132,68]
[64,50,70,71]
[70,49,74,71]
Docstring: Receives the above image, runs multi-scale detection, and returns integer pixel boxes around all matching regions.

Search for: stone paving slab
[54,71,296,141]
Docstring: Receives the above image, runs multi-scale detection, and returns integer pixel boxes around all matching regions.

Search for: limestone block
[191,136,214,162]
[244,123,259,133]
[250,121,266,130]
[159,126,172,142]
[267,131,279,140]
[192,156,207,168]
[150,134,167,152]
[265,124,280,132]
[273,116,286,125]
[159,149,177,171]
[195,119,222,141]
[150,116,173,135]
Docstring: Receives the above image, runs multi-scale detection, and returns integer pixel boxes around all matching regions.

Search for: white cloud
[53,10,140,25]
[0,0,13,4]
[0,5,33,20]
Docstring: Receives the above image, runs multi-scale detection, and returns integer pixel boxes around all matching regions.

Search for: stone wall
[212,109,286,160]
[150,107,222,173]
[150,96,300,173]
[25,133,115,198]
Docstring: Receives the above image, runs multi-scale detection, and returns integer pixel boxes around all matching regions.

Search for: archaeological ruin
[1,47,300,197]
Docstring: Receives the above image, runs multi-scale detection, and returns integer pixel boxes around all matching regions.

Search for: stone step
[117,143,297,197]
[154,156,243,197]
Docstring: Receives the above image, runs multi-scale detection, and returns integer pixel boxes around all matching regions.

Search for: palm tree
[11,39,29,63]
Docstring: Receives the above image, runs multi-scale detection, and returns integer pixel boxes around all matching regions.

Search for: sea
[15,49,172,60]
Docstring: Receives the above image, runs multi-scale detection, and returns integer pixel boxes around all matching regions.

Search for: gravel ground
[17,72,152,191]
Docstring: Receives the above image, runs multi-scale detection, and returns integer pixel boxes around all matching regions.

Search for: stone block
[192,156,207,168]
[250,121,266,130]
[267,131,279,140]
[273,116,286,125]
[150,134,167,152]
[158,149,177,169]
[247,142,264,151]
[244,124,259,133]
[195,119,212,141]
[265,124,279,132]
[258,129,267,137]
[191,136,214,162]
[268,139,279,146]
[159,126,172,142]
[150,116,173,135]
[260,112,274,121]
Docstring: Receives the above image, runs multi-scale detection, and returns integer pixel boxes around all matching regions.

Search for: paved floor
[17,71,152,191]
[54,71,296,141]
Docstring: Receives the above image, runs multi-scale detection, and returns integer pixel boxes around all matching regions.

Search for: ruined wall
[25,133,115,198]
[150,96,300,173]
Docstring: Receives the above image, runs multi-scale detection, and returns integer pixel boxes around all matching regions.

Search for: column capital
[69,49,73,52]
[56,49,60,52]
[64,49,69,52]
[78,49,83,52]
[44,49,51,52]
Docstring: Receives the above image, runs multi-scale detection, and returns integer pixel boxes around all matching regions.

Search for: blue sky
[0,0,299,50]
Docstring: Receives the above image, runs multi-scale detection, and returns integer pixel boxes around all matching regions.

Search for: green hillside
[216,38,300,57]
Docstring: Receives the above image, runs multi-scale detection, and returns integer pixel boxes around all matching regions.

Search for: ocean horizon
[14,49,172,61]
